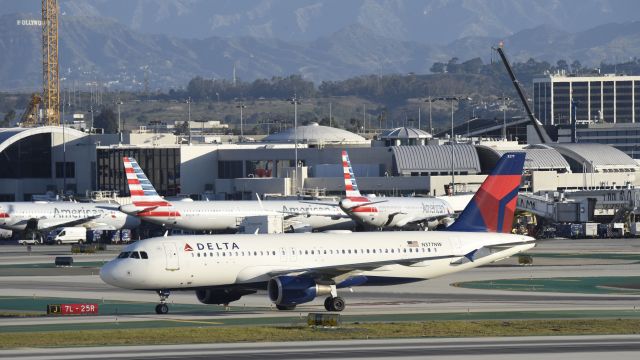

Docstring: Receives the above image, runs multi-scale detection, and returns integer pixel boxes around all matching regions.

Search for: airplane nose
[99,261,117,286]
[100,260,131,288]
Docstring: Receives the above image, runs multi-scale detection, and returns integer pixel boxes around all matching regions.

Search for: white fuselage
[100,231,535,291]
[126,200,353,232]
[0,202,140,232]
[343,197,455,229]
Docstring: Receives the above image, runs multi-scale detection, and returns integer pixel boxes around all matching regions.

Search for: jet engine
[267,276,332,308]
[195,287,256,305]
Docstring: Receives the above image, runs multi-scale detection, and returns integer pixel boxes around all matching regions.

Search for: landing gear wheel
[155,303,169,314]
[329,297,345,312]
[324,296,334,311]
[276,304,296,311]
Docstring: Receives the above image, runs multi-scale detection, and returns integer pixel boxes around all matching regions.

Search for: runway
[1,239,640,327]
[1,335,640,359]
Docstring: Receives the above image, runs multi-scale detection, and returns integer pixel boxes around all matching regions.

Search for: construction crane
[494,41,552,144]
[41,0,60,126]
[18,93,42,127]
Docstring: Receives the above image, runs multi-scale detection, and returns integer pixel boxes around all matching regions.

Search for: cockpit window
[130,251,140,259]
[140,251,148,259]
[117,252,131,259]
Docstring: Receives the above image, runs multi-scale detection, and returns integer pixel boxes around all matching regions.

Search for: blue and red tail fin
[123,157,172,207]
[342,150,364,199]
[447,152,525,233]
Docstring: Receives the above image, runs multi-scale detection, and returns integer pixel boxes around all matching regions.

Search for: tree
[2,109,16,127]
[430,62,446,74]
[571,60,582,74]
[556,59,569,72]
[94,108,118,133]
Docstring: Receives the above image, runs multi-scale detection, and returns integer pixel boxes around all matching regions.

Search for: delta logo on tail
[448,152,525,233]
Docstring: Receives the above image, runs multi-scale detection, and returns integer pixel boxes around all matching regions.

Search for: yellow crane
[41,0,59,126]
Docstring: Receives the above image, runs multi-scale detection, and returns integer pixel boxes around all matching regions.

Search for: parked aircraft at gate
[101,153,534,314]
[119,157,352,232]
[0,202,140,234]
[334,151,472,229]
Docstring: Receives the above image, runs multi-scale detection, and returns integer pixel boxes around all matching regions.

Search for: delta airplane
[118,157,352,232]
[0,202,140,235]
[101,153,535,314]
[333,151,470,230]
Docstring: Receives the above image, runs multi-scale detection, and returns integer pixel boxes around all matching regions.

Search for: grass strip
[1,319,639,349]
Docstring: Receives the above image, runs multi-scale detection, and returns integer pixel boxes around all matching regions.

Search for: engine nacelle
[268,276,333,306]
[195,287,256,305]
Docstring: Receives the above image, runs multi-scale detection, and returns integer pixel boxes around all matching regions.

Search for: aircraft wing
[36,215,102,231]
[267,253,460,280]
[397,213,451,228]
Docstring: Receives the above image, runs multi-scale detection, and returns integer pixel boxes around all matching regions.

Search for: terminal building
[531,73,640,158]
[1,123,639,205]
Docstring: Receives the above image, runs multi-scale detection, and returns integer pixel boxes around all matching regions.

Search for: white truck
[46,227,87,245]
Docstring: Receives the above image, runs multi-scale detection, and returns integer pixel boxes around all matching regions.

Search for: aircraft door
[163,242,180,270]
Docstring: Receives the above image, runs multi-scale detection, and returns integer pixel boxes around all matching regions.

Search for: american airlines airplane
[334,151,466,230]
[0,202,140,234]
[118,157,352,232]
[101,153,535,314]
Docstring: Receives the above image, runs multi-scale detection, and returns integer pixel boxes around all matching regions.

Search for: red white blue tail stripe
[342,150,363,199]
[123,157,172,207]
[447,152,525,233]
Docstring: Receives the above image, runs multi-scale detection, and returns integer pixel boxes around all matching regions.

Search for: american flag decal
[407,241,419,247]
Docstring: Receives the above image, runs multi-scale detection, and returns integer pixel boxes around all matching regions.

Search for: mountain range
[1,0,640,91]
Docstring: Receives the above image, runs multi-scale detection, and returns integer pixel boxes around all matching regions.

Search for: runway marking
[164,319,224,325]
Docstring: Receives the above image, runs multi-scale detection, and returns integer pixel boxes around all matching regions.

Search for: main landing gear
[324,296,346,312]
[155,290,170,314]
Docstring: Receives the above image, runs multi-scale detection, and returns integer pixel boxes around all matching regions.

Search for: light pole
[116,99,123,144]
[428,96,471,195]
[289,95,301,195]
[497,96,510,140]
[425,96,434,135]
[89,105,94,132]
[236,102,246,141]
[186,97,192,145]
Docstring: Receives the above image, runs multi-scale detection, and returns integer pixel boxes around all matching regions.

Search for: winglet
[447,152,525,233]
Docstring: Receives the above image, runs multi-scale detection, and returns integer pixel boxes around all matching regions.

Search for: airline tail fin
[342,150,363,198]
[123,157,172,207]
[447,152,525,233]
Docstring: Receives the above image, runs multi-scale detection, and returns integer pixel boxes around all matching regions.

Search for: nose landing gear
[155,290,170,314]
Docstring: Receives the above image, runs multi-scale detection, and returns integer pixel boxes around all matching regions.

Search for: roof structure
[476,145,571,172]
[380,127,432,140]
[392,144,481,175]
[0,126,86,154]
[535,143,640,173]
[263,123,368,145]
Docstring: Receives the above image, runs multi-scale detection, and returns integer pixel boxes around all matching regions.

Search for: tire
[155,304,169,314]
[56,240,62,245]
[78,240,84,244]
[324,297,334,311]
[330,297,345,312]
[276,304,296,311]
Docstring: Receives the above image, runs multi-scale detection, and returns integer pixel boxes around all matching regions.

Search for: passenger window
[272,251,276,255]
[203,253,207,257]
[140,251,148,259]
[197,253,201,257]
